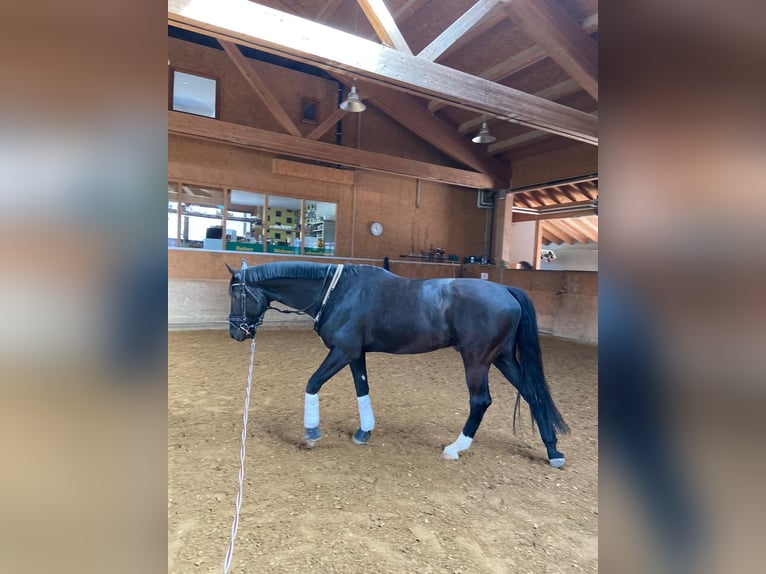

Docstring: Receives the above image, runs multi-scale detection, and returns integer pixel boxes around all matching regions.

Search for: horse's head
[227,260,269,341]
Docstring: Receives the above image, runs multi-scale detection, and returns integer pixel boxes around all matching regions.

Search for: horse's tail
[506,286,569,435]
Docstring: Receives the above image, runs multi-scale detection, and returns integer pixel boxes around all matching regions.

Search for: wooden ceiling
[168,0,598,238]
[542,215,598,245]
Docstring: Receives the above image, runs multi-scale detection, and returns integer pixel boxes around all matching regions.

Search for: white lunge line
[223,337,256,574]
[304,392,320,428]
[357,395,375,431]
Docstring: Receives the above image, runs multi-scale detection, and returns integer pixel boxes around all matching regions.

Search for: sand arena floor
[169,328,597,573]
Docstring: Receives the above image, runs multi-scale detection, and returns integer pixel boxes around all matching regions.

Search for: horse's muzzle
[229,319,256,341]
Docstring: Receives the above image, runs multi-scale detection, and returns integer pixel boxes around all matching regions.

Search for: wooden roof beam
[169,111,495,188]
[357,0,413,54]
[576,215,599,232]
[417,0,501,62]
[306,106,349,140]
[553,217,590,243]
[459,78,580,135]
[220,40,302,137]
[501,0,598,101]
[168,0,597,145]
[428,12,597,113]
[348,78,510,186]
[541,223,573,244]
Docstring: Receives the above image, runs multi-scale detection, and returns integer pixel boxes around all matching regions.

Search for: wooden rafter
[169,111,495,188]
[501,0,598,100]
[514,196,533,208]
[552,217,589,242]
[357,0,413,54]
[306,106,349,140]
[488,110,597,154]
[417,0,501,62]
[348,77,510,186]
[541,223,574,245]
[557,185,578,202]
[168,0,598,145]
[459,78,581,135]
[488,130,545,154]
[428,13,597,113]
[531,189,557,206]
[220,40,302,137]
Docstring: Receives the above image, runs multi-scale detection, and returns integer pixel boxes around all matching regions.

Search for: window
[170,69,218,118]
[168,183,227,250]
[169,183,337,256]
[227,190,265,252]
[305,201,336,256]
[267,196,302,254]
[301,98,318,124]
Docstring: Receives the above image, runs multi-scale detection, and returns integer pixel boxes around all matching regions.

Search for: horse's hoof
[440,451,458,461]
[549,457,565,468]
[351,429,371,445]
[303,427,322,448]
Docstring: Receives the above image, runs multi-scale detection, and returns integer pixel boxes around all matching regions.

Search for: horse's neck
[261,278,325,314]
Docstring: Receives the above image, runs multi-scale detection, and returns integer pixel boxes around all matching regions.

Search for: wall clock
[370,222,384,237]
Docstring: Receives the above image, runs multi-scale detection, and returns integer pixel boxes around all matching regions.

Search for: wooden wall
[511,141,598,187]
[168,136,487,263]
[168,36,463,167]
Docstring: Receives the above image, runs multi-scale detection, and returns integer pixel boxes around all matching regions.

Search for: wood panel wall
[168,136,487,265]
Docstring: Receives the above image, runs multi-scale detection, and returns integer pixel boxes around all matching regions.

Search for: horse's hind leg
[349,354,375,445]
[303,347,351,447]
[494,352,565,467]
[441,362,492,461]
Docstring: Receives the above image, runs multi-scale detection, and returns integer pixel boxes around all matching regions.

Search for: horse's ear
[240,259,248,270]
[225,263,236,275]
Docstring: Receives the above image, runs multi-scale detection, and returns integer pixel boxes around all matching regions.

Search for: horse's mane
[244,261,339,284]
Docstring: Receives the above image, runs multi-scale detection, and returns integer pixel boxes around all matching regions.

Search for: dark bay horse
[227,260,569,467]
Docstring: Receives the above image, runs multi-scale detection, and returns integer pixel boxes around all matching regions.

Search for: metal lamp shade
[340,85,367,112]
[472,122,496,144]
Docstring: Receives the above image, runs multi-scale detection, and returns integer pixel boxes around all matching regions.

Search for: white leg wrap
[357,395,375,432]
[304,393,319,428]
[442,433,473,460]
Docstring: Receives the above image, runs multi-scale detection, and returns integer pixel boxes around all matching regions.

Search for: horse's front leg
[303,347,351,447]
[349,354,375,445]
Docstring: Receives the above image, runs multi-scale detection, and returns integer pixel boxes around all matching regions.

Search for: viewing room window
[170,69,218,118]
[168,182,228,250]
[169,182,337,256]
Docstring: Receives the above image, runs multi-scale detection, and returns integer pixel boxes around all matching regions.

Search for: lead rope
[223,336,256,574]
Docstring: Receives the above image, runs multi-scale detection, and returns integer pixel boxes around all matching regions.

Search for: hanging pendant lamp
[340,84,366,112]
[472,121,496,144]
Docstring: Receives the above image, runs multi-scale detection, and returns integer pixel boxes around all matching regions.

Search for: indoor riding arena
[168,1,598,572]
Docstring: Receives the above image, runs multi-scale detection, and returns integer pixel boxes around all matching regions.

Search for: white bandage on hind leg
[357,395,375,432]
[304,393,320,428]
[442,433,473,460]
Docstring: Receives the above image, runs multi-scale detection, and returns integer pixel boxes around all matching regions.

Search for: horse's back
[343,269,521,356]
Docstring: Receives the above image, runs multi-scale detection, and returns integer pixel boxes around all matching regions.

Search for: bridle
[228,280,266,337]
[228,264,344,336]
